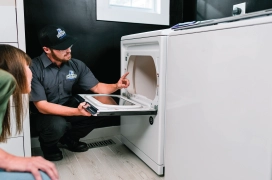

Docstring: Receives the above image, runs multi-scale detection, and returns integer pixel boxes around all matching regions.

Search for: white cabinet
[0,138,24,157]
[0,0,31,157]
[165,15,272,180]
[0,1,17,42]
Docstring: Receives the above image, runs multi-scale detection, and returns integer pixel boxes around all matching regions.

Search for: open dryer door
[75,54,160,116]
[74,94,157,116]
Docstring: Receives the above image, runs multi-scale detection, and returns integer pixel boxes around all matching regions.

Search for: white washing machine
[165,11,272,180]
[78,29,172,175]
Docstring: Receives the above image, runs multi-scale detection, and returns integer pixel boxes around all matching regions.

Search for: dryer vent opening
[127,55,157,100]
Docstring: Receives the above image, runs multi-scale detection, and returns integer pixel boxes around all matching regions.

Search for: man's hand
[77,102,92,116]
[90,72,130,94]
[116,72,130,89]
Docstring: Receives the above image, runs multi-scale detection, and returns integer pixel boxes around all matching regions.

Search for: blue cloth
[0,168,51,180]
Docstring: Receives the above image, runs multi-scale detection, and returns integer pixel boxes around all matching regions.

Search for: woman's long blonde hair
[0,44,31,142]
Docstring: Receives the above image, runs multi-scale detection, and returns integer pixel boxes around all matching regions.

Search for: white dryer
[78,29,172,175]
[120,29,172,175]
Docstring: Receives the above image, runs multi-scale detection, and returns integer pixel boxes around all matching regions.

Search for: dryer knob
[149,116,154,125]
[232,7,242,16]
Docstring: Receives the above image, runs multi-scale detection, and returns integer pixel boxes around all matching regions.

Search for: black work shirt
[30,53,99,105]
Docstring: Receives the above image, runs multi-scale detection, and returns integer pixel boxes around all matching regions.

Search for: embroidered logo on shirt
[56,28,66,39]
[66,70,77,80]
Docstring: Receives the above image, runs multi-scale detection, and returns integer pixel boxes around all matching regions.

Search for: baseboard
[31,126,120,148]
[81,126,120,140]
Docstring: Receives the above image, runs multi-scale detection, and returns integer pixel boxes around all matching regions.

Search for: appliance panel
[165,18,272,180]
[77,94,157,116]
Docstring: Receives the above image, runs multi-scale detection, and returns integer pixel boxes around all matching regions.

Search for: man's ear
[42,47,51,53]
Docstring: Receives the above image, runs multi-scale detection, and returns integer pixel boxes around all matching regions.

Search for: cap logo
[56,28,66,39]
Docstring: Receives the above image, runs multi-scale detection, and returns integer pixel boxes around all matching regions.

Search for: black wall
[197,0,272,20]
[24,0,184,127]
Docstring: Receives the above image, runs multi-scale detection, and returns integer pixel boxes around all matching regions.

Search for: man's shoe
[43,151,63,161]
[40,144,63,161]
[59,136,89,152]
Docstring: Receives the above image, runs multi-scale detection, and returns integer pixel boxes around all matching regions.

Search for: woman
[0,44,58,180]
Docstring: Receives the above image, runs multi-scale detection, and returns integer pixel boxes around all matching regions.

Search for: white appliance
[120,29,172,175]
[77,94,157,116]
[165,12,272,180]
[78,29,172,175]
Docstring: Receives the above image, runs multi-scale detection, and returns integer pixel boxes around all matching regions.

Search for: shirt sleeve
[29,60,47,102]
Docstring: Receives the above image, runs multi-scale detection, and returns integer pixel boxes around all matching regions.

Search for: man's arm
[91,83,118,94]
[90,72,130,94]
[34,100,91,116]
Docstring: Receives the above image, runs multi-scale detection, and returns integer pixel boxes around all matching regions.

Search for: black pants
[31,113,108,148]
[30,97,108,148]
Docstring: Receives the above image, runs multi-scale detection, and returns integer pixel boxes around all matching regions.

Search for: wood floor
[32,136,164,180]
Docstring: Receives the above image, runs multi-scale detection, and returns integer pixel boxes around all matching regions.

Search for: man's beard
[51,50,72,63]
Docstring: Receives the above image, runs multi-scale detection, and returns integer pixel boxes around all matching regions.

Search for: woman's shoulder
[0,69,16,95]
[0,69,16,83]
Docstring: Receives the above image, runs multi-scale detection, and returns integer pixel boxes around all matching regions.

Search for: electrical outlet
[233,2,246,15]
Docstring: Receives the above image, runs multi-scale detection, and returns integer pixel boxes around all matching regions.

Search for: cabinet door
[0,0,17,42]
[9,106,24,137]
[0,137,24,157]
[0,43,18,47]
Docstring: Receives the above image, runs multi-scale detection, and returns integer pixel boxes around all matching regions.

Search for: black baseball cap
[38,25,77,50]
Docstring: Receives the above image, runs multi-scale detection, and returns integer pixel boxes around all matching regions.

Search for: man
[30,25,129,161]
